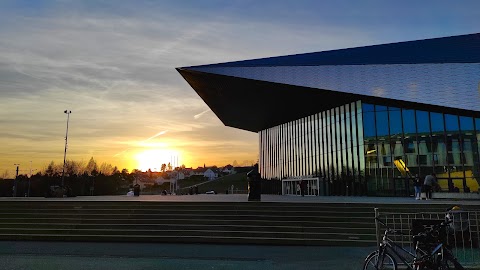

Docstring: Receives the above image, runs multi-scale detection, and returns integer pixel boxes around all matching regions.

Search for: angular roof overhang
[177,33,480,133]
[186,33,480,68]
[176,68,361,132]
[177,68,479,133]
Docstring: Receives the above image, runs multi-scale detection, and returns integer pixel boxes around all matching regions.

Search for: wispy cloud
[1,0,475,172]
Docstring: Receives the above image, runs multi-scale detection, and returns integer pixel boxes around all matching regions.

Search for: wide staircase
[0,200,473,246]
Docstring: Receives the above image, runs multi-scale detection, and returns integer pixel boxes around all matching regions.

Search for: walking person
[413,174,422,200]
[423,173,437,200]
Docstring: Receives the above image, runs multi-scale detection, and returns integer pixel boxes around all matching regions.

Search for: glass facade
[259,101,480,196]
[259,101,366,196]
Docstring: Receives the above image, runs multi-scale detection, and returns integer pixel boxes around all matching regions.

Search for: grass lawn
[178,173,248,194]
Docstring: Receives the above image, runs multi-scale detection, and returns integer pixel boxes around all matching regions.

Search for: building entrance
[281,178,324,196]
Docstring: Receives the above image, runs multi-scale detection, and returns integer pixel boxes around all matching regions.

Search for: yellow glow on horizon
[134,149,181,172]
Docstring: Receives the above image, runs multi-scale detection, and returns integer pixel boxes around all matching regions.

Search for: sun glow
[134,149,180,172]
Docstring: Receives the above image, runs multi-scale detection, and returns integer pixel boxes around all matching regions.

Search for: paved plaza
[0,241,371,270]
[1,193,479,205]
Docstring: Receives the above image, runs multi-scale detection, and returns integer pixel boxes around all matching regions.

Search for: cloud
[6,0,443,170]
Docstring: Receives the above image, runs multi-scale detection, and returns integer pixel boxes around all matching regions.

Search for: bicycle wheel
[363,250,397,270]
[438,251,464,270]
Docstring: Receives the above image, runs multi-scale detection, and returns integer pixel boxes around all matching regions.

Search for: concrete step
[0,218,375,228]
[0,200,464,246]
[0,233,375,246]
[0,222,376,234]
[0,213,374,223]
[0,208,377,217]
[0,227,376,239]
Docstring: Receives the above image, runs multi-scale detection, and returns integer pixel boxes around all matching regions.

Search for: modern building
[177,33,480,197]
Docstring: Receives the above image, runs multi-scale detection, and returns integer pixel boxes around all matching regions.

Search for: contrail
[113,130,168,157]
[113,148,130,157]
[144,130,168,142]
[194,109,211,119]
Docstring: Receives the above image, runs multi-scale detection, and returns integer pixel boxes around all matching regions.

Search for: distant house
[222,165,235,175]
[166,171,185,180]
[154,176,167,185]
[137,178,153,189]
[183,168,193,177]
[193,167,207,176]
[203,168,217,180]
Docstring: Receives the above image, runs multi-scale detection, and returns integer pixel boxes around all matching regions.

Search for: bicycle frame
[377,232,418,269]
[377,227,450,269]
[369,209,467,270]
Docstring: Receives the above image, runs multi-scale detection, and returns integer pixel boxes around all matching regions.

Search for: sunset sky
[0,0,478,177]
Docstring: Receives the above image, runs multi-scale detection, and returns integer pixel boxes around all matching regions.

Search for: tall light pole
[13,163,20,197]
[61,110,72,187]
[28,161,36,197]
[29,161,32,197]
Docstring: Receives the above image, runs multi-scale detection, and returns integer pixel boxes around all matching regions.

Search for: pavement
[0,194,478,269]
[0,241,372,270]
[1,193,479,205]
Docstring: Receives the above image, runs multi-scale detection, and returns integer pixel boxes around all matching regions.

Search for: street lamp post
[13,164,20,197]
[61,110,72,187]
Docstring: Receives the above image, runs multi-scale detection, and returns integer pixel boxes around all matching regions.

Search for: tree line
[0,157,138,197]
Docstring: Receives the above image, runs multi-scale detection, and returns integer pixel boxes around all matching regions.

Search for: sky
[0,0,479,177]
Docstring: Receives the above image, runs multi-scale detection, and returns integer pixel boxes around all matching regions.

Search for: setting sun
[134,149,181,172]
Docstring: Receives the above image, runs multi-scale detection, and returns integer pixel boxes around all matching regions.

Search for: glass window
[404,136,418,167]
[431,134,447,166]
[476,118,480,132]
[430,112,444,133]
[389,107,402,136]
[362,103,374,112]
[376,108,389,136]
[335,107,341,176]
[460,116,474,132]
[416,111,430,134]
[351,105,358,147]
[403,109,416,134]
[345,105,351,148]
[445,114,459,132]
[376,105,387,112]
[363,111,376,138]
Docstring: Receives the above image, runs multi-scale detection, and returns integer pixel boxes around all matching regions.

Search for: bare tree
[85,157,98,176]
[44,161,60,177]
[99,162,115,176]
[0,170,9,179]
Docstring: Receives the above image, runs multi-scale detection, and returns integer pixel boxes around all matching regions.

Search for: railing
[374,207,480,267]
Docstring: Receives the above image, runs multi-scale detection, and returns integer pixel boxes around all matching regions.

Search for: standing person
[423,173,436,200]
[300,180,307,197]
[413,174,422,200]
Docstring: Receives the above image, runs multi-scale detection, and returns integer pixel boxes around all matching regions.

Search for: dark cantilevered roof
[186,33,480,68]
[177,33,480,132]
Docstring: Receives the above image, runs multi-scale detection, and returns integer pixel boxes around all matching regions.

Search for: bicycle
[363,212,464,270]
